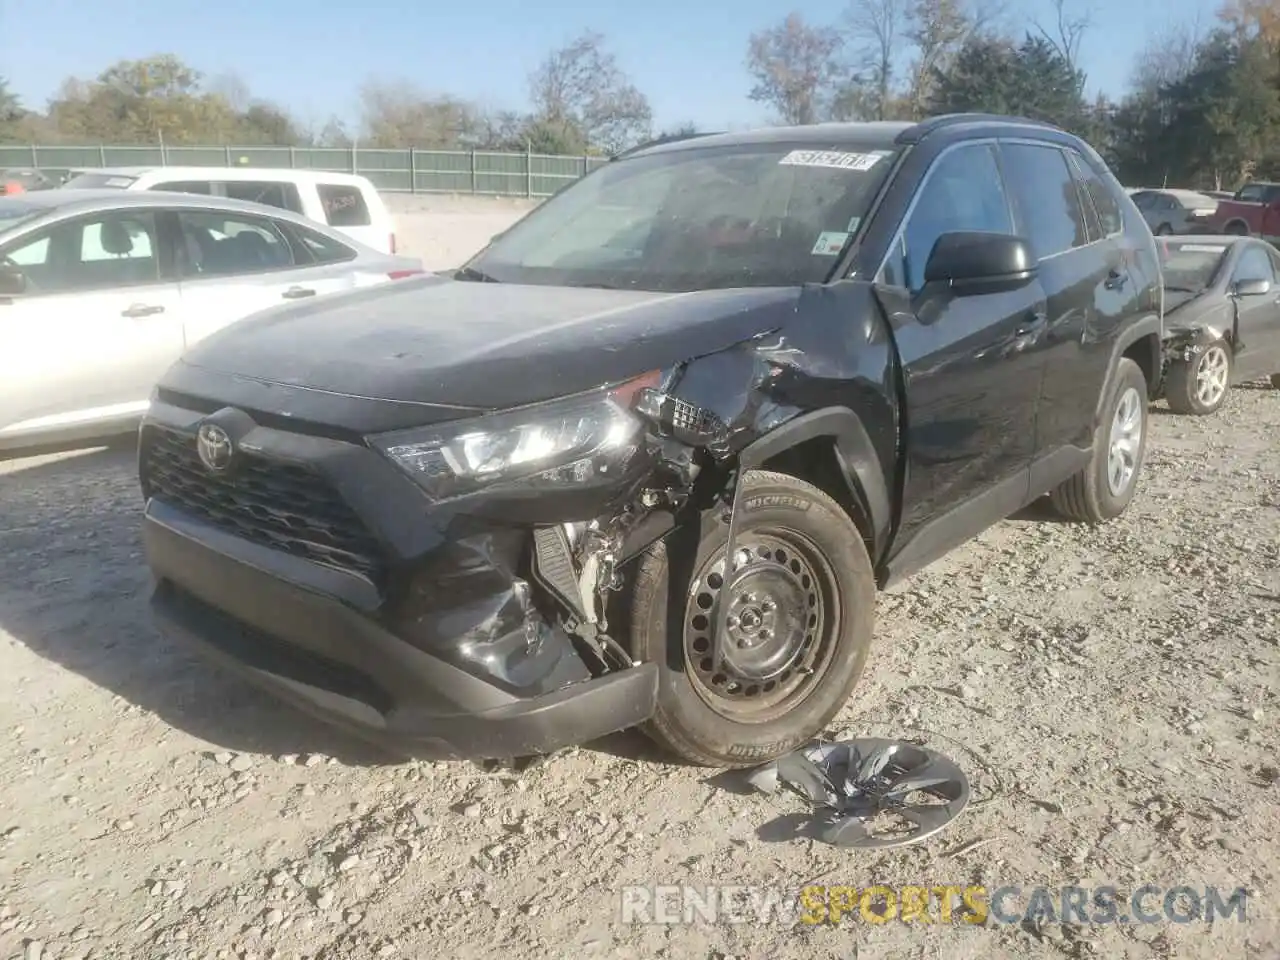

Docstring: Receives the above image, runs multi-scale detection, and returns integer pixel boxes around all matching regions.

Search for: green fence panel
[1,143,618,196]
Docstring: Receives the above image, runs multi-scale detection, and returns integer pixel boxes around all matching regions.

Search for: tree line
[1,3,1278,189]
[0,34,655,158]
[745,0,1280,190]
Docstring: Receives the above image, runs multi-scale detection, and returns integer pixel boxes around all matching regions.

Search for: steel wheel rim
[1194,345,1229,407]
[1107,386,1143,496]
[684,527,841,722]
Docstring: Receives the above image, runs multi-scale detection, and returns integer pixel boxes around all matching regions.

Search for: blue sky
[2,0,1214,134]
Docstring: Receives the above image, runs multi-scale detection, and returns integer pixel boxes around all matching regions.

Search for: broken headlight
[371,372,661,501]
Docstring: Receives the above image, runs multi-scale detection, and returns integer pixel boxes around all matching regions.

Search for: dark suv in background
[139,114,1162,768]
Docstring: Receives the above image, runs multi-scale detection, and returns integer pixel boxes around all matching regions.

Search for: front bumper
[139,396,659,760]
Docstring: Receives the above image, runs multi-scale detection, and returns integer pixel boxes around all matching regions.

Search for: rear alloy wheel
[1165,339,1232,415]
[1050,357,1149,523]
[628,470,875,768]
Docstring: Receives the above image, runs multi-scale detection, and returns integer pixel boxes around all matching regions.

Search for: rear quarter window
[284,222,358,264]
[1067,149,1123,236]
[317,183,372,227]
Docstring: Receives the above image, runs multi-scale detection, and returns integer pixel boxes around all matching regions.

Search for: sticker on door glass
[846,215,862,232]
[780,149,891,171]
[811,231,849,256]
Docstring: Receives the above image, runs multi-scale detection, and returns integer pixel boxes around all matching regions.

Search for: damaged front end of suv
[140,278,896,764]
[140,129,905,766]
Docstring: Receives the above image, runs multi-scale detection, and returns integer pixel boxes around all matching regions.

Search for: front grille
[142,425,384,584]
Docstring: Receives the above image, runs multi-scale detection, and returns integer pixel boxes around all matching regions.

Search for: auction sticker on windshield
[780,150,892,171]
[811,231,850,255]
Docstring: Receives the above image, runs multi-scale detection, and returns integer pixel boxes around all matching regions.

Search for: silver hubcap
[1107,386,1143,496]
[1195,346,1230,408]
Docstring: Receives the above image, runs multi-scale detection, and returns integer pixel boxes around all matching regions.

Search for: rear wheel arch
[1099,315,1162,409]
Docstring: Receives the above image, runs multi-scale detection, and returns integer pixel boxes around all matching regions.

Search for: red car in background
[1206,181,1280,242]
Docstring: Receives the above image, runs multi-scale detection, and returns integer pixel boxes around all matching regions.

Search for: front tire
[628,470,876,768]
[1050,357,1149,523]
[1155,223,1173,236]
[1165,339,1232,415]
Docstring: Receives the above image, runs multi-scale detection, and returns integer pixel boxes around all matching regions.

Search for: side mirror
[923,231,1036,295]
[1233,277,1271,297]
[0,266,26,296]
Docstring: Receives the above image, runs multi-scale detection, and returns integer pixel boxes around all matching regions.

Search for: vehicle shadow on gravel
[0,443,393,766]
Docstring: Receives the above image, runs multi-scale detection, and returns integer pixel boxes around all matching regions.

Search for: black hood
[1164,289,1232,335]
[176,274,801,411]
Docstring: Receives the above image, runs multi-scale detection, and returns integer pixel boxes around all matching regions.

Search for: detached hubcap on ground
[685,529,839,720]
[1195,345,1230,408]
[1107,386,1143,496]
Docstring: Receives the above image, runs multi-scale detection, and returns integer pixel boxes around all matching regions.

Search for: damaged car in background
[138,113,1162,768]
[1157,235,1280,415]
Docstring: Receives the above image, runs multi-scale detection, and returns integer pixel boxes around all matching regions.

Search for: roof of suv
[619,114,1072,161]
[74,166,375,186]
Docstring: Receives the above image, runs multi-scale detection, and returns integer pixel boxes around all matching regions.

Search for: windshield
[1158,239,1230,290]
[465,143,899,292]
[63,173,139,189]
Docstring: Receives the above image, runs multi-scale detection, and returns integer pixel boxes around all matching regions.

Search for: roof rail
[611,130,723,161]
[896,113,1061,144]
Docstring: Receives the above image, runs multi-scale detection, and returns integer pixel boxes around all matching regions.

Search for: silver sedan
[0,189,424,455]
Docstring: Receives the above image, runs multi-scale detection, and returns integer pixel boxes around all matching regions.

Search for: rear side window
[152,180,212,195]
[223,181,306,214]
[175,210,295,277]
[999,143,1089,258]
[317,183,372,227]
[285,223,358,264]
[1067,152,1123,236]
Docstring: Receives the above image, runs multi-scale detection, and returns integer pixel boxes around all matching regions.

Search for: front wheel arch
[733,407,894,565]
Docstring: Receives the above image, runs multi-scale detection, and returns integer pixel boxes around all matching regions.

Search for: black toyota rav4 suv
[139,114,1162,768]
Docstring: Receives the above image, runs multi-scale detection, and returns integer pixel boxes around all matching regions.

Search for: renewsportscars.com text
[618,883,1250,927]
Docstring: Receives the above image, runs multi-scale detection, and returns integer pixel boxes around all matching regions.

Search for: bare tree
[904,0,1003,115]
[207,73,252,113]
[528,31,653,153]
[1218,0,1280,47]
[843,0,908,120]
[1034,0,1091,73]
[358,79,483,148]
[745,13,844,125]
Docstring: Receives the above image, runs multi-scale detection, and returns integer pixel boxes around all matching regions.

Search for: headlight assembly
[371,371,661,501]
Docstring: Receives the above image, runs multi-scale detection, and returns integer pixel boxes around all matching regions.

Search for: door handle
[1105,268,1128,290]
[121,303,164,318]
[282,286,316,299]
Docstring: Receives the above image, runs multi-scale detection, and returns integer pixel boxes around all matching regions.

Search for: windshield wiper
[454,265,501,283]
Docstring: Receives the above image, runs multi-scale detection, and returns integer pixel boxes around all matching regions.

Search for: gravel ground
[0,197,1277,959]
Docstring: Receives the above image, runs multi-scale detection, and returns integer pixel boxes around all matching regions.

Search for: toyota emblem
[196,423,234,472]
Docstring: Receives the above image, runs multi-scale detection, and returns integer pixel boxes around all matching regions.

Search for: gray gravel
[0,200,1276,957]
